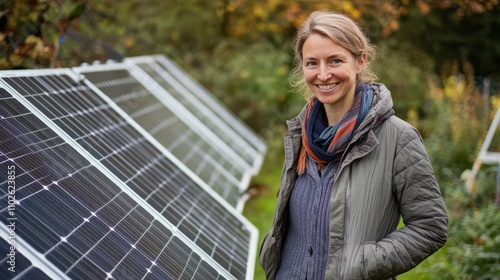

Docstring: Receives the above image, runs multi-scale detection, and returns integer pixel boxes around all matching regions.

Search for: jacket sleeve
[259,159,288,280]
[361,127,448,279]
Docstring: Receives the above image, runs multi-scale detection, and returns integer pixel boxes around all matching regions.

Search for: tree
[375,0,500,77]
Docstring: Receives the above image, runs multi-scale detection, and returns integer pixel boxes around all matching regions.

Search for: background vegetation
[2,0,500,279]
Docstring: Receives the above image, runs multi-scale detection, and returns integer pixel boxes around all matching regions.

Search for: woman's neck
[323,97,355,126]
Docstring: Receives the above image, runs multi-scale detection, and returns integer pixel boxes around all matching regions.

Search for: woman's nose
[317,65,332,81]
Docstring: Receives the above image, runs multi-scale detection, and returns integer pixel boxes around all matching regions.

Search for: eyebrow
[303,53,349,60]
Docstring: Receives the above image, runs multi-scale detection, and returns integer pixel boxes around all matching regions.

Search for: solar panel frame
[0,69,259,280]
[481,105,500,162]
[150,55,267,154]
[71,62,253,209]
[0,227,67,279]
[124,56,264,175]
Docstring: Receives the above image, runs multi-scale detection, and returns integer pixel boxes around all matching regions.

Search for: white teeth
[317,84,337,90]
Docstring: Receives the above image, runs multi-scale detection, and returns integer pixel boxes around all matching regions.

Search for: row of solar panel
[0,55,265,279]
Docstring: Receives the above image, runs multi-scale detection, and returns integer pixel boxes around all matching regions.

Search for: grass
[243,153,450,280]
[243,155,282,280]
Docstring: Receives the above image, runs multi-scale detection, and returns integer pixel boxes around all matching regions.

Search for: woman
[259,11,448,280]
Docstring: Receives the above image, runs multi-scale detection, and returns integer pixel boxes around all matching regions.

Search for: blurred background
[2,0,500,279]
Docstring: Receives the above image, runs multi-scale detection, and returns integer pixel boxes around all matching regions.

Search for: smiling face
[302,33,366,123]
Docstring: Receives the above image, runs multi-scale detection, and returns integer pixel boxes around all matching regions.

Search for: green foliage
[410,66,500,279]
[66,3,85,21]
[421,203,500,280]
[0,0,88,69]
[452,206,500,279]
[186,39,305,153]
[423,65,492,195]
[372,39,435,129]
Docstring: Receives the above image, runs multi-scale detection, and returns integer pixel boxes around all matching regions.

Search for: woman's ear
[356,52,367,74]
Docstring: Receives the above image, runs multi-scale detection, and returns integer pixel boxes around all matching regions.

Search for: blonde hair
[290,11,378,99]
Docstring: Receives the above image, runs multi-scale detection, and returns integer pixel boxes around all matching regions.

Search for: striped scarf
[297,83,374,175]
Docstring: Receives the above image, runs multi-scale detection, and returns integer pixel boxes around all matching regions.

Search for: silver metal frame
[466,104,500,197]
[152,55,267,154]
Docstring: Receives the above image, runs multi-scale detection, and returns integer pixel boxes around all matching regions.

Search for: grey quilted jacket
[259,83,448,279]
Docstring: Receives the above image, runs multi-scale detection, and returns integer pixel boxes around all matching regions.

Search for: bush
[423,63,492,197]
[422,202,500,280]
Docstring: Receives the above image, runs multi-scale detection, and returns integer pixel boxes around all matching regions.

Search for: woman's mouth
[317,83,339,90]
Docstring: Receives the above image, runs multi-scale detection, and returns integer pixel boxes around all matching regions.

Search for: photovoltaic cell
[125,56,263,174]
[0,71,257,279]
[73,64,250,207]
[152,55,267,154]
[0,88,224,279]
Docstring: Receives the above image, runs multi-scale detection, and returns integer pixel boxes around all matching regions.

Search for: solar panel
[0,70,258,279]
[72,63,251,209]
[150,55,267,154]
[125,56,264,174]
[0,88,225,279]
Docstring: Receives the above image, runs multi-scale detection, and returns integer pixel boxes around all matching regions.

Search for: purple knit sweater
[276,156,339,280]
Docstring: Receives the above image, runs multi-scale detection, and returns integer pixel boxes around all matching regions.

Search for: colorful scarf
[297,83,374,175]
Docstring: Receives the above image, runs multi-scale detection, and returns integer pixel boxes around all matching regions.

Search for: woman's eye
[331,59,342,65]
[305,61,317,67]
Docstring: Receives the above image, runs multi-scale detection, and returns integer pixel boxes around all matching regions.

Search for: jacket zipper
[339,165,353,279]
